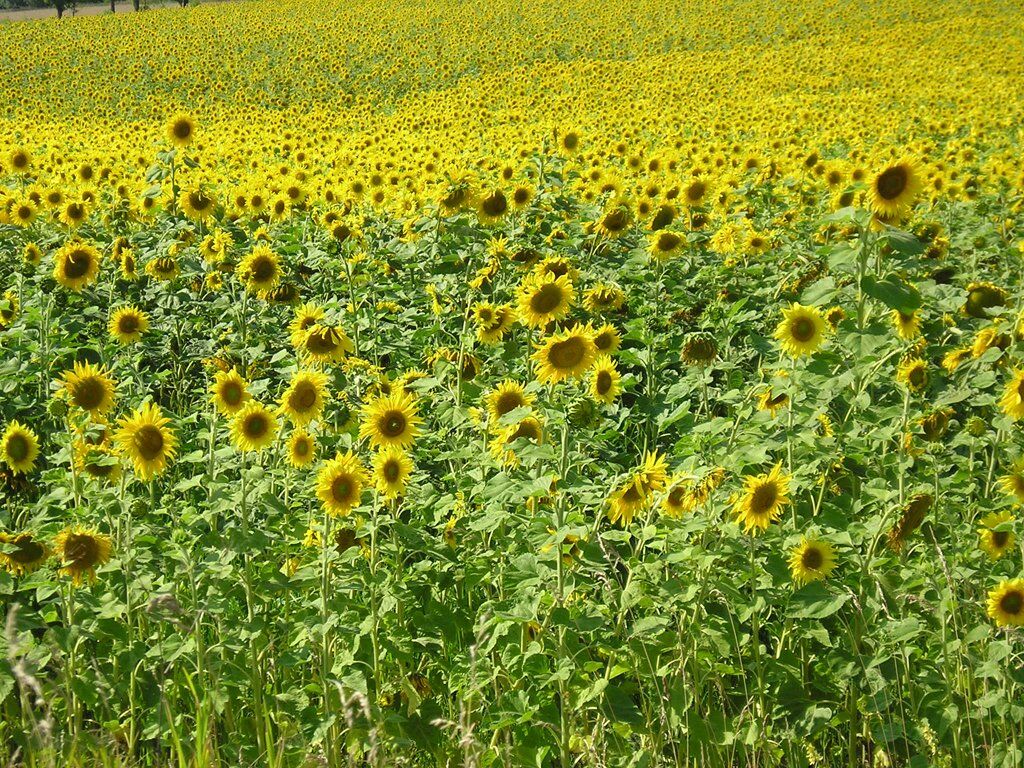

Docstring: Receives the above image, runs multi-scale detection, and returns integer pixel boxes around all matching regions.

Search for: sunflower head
[280,370,329,426]
[114,402,178,480]
[517,273,574,329]
[2,421,39,475]
[0,531,51,577]
[231,402,279,453]
[53,242,101,292]
[359,391,421,449]
[532,328,597,384]
[590,356,621,405]
[788,538,837,586]
[774,304,827,358]
[733,463,791,534]
[485,381,534,427]
[210,369,251,416]
[54,526,112,586]
[109,306,148,344]
[373,446,413,499]
[167,113,197,147]
[868,160,922,217]
[978,512,1015,560]
[62,361,116,415]
[286,429,317,468]
[987,579,1024,627]
[316,451,367,517]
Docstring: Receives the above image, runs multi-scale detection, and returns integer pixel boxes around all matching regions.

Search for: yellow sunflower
[108,306,148,344]
[74,441,122,484]
[236,245,281,297]
[999,370,1024,420]
[732,463,791,534]
[473,302,517,344]
[987,580,1024,627]
[891,310,920,340]
[490,415,544,467]
[359,391,421,449]
[517,273,574,329]
[166,113,197,147]
[179,188,217,221]
[372,446,413,499]
[114,402,178,480]
[61,361,116,415]
[210,369,251,416]
[1,421,39,475]
[279,370,329,426]
[590,356,621,404]
[532,328,597,384]
[300,324,354,364]
[978,512,1015,560]
[286,429,317,468]
[316,451,367,517]
[592,324,622,356]
[485,381,535,427]
[53,241,101,291]
[0,531,50,577]
[230,402,279,453]
[648,230,686,261]
[896,357,929,393]
[999,459,1024,503]
[53,526,112,585]
[788,538,837,586]
[289,302,325,347]
[774,303,827,358]
[868,160,922,217]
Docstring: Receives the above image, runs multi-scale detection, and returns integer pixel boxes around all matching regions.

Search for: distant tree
[133,0,140,9]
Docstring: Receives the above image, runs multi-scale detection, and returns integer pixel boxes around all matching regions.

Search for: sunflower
[301,324,354,364]
[485,381,534,426]
[532,328,597,384]
[594,199,633,239]
[146,256,180,281]
[167,113,196,147]
[774,303,827,357]
[236,245,281,297]
[964,282,1007,319]
[74,441,122,484]
[732,463,791,534]
[888,493,932,551]
[987,580,1024,627]
[373,446,413,498]
[1000,459,1024,503]
[607,480,647,527]
[648,230,686,261]
[476,188,509,225]
[23,243,43,266]
[114,402,178,480]
[661,477,695,519]
[360,391,421,449]
[0,532,50,577]
[108,306,148,344]
[978,512,1015,560]
[868,160,922,217]
[210,369,251,416]
[53,526,112,585]
[286,429,317,468]
[896,357,929,393]
[517,273,574,329]
[61,361,116,415]
[230,402,279,452]
[316,451,367,517]
[491,415,544,467]
[590,356,621,404]
[592,323,621,355]
[290,302,325,347]
[53,241,101,291]
[681,332,718,366]
[473,302,517,344]
[179,188,216,221]
[999,370,1024,420]
[788,538,837,586]
[1,421,39,475]
[584,283,625,313]
[279,370,329,426]
[758,387,789,416]
[892,310,920,340]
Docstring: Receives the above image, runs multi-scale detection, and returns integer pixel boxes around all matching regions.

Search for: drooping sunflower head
[108,306,148,345]
[888,492,932,552]
[774,303,827,358]
[53,241,101,292]
[316,451,367,517]
[286,429,317,468]
[231,402,279,453]
[53,526,112,586]
[1,421,39,475]
[280,370,329,426]
[978,512,1015,561]
[661,476,695,519]
[964,281,1007,319]
[987,579,1024,627]
[733,463,791,534]
[892,309,920,341]
[788,537,837,586]
[373,446,413,499]
[0,531,51,577]
[210,369,251,416]
[166,113,196,147]
[290,302,325,347]
[490,415,544,467]
[595,199,633,239]
[62,361,116,415]
[359,391,421,449]
[146,256,180,282]
[532,328,597,384]
[584,283,626,314]
[517,272,574,329]
[681,332,718,366]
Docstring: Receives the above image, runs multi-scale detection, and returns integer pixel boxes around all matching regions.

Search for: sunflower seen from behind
[115,402,178,481]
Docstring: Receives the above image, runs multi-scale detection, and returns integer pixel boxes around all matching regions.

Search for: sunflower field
[1,0,1024,765]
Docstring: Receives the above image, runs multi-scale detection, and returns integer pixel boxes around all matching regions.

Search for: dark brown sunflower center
[134,425,165,461]
[172,120,193,140]
[530,283,564,315]
[251,256,276,282]
[594,333,613,350]
[189,192,212,211]
[510,421,540,442]
[9,538,44,564]
[64,251,93,279]
[601,208,628,233]
[306,328,338,354]
[1000,591,1023,616]
[222,382,243,406]
[749,483,778,514]
[801,547,824,570]
[380,412,406,438]
[596,370,612,394]
[118,315,139,334]
[331,476,353,503]
[243,414,269,439]
[992,530,1010,548]
[64,534,98,567]
[791,318,815,342]
[481,192,507,217]
[547,338,586,370]
[686,181,706,202]
[290,383,318,412]
[73,377,106,411]
[875,167,908,201]
[495,392,524,416]
[383,460,401,482]
[5,434,29,461]
[293,439,310,457]
[513,188,530,205]
[656,232,681,251]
